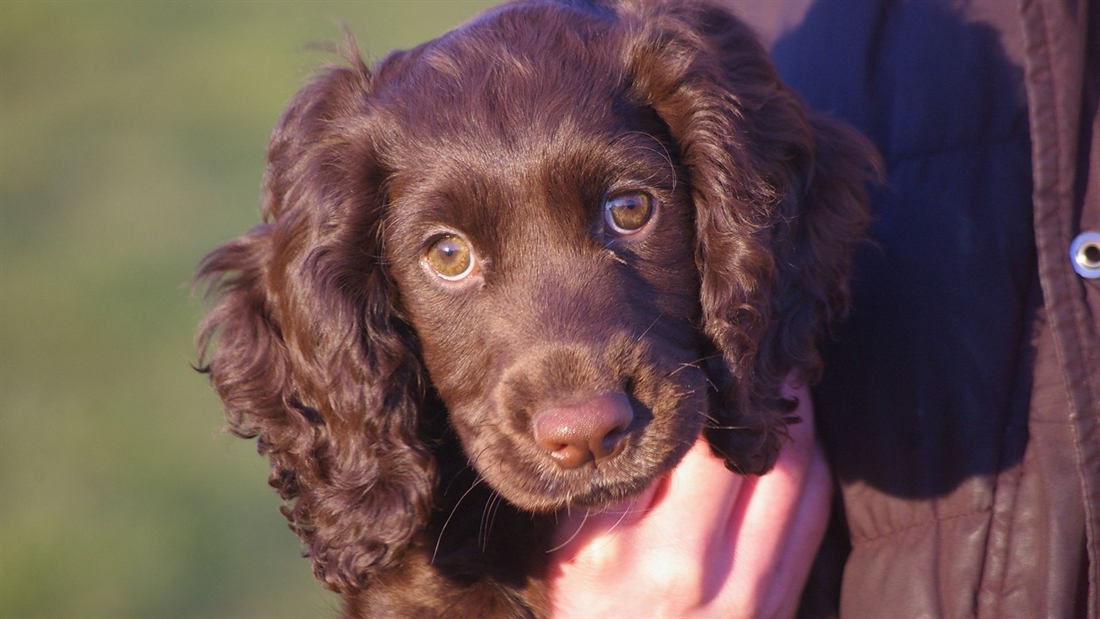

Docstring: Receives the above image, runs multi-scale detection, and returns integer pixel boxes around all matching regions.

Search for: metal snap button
[1070,231,1100,279]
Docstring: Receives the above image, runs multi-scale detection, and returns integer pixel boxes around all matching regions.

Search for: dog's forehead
[373,2,633,157]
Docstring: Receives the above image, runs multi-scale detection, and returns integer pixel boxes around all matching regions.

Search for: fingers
[718,378,833,618]
[771,438,832,618]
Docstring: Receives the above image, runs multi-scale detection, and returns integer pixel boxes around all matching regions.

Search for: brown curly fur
[195,0,877,616]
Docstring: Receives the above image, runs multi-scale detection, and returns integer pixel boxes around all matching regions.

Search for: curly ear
[622,0,878,473]
[195,43,434,595]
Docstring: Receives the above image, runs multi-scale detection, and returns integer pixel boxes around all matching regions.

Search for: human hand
[546,375,831,618]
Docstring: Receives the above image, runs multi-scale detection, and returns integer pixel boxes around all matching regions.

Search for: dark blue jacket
[735,0,1099,616]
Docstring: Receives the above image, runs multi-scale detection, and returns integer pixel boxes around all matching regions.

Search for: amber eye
[425,234,476,281]
[603,191,653,234]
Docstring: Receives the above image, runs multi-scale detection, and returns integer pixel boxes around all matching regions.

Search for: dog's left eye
[603,191,654,235]
[425,234,477,281]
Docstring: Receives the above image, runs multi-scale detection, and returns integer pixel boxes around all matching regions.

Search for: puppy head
[374,15,711,509]
[196,0,875,595]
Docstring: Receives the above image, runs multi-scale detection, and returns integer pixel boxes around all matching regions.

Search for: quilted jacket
[734,0,1099,616]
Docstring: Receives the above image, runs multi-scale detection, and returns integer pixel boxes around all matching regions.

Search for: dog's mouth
[441,333,711,512]
[461,383,707,513]
[482,450,685,513]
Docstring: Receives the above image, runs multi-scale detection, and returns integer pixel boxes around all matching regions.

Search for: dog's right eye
[603,191,654,235]
[424,234,477,281]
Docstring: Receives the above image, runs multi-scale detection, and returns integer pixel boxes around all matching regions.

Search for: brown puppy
[196,0,876,616]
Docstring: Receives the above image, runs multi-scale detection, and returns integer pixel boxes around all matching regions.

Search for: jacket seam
[1036,3,1100,617]
[848,505,992,546]
[1023,0,1100,614]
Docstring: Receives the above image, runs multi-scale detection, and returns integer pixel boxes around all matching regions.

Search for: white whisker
[432,474,486,566]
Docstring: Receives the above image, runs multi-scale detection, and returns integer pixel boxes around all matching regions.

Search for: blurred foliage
[0,1,494,617]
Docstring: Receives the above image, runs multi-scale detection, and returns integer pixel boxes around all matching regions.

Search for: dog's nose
[533,393,633,468]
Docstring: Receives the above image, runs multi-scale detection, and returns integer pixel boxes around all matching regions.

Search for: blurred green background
[0,2,495,617]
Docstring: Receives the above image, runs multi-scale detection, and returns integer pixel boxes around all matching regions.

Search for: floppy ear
[195,44,434,595]
[622,0,878,473]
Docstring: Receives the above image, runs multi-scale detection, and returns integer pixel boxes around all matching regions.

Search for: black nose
[532,393,633,468]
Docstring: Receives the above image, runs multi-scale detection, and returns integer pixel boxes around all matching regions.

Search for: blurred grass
[0,2,494,617]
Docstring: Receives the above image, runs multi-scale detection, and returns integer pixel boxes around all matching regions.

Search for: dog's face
[378,31,708,509]
[197,0,875,596]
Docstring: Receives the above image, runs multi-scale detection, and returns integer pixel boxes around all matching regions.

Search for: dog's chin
[472,440,695,514]
[513,474,656,513]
